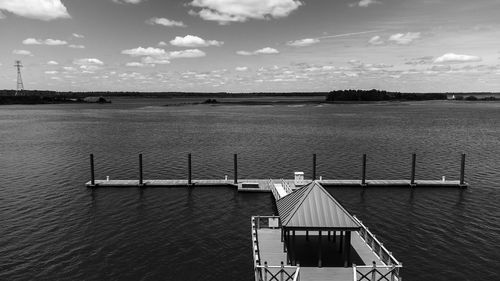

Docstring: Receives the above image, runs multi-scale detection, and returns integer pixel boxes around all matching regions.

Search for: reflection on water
[0,98,499,281]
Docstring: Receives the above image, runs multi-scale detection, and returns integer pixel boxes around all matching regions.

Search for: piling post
[139,153,143,186]
[460,153,466,185]
[313,153,317,181]
[362,154,367,186]
[411,153,416,186]
[188,153,192,185]
[234,154,238,184]
[90,154,95,186]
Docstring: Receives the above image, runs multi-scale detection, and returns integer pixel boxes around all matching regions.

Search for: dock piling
[139,154,143,186]
[234,154,238,184]
[313,153,317,181]
[362,154,367,186]
[460,153,466,185]
[188,153,192,185]
[411,153,416,185]
[90,154,95,186]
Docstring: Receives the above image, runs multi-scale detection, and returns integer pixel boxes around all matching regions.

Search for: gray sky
[1,0,500,92]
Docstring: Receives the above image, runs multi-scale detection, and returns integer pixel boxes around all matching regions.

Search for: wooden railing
[251,216,300,281]
[280,179,293,194]
[353,215,401,267]
[353,262,402,281]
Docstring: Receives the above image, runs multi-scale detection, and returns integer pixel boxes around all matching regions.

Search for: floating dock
[86,153,469,189]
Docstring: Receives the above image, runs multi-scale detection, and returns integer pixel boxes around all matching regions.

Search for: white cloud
[169,49,206,58]
[72,33,84,38]
[73,58,104,65]
[47,60,59,65]
[146,17,186,27]
[13,49,33,56]
[368,35,384,45]
[63,66,76,71]
[349,0,381,8]
[388,32,420,45]
[158,41,168,46]
[22,38,67,45]
[45,39,67,45]
[235,66,248,71]
[0,0,70,21]
[122,47,166,56]
[126,62,147,67]
[45,70,58,74]
[141,56,171,65]
[237,47,279,56]
[434,53,482,64]
[69,44,85,49]
[287,38,320,47]
[170,35,223,47]
[189,0,302,24]
[112,0,143,4]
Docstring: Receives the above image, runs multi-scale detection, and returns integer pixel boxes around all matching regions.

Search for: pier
[86,153,469,189]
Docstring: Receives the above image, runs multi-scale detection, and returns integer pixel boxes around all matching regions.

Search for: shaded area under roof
[276,181,361,230]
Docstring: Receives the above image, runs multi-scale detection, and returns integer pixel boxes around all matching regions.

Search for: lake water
[0,98,499,281]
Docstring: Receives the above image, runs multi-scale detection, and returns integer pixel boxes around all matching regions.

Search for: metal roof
[276,181,361,230]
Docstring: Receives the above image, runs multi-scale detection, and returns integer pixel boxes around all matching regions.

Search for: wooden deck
[86,178,467,189]
[256,228,383,281]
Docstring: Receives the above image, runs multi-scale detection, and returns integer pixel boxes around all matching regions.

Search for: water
[0,98,499,281]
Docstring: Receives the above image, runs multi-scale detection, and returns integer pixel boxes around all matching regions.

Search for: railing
[269,179,280,200]
[280,179,293,194]
[252,216,300,281]
[353,215,401,267]
[353,262,402,281]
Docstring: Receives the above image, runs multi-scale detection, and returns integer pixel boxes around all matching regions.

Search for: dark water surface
[1,98,499,281]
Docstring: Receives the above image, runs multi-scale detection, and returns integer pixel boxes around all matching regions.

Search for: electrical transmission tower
[14,60,24,96]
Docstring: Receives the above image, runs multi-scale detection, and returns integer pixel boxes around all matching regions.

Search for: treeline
[326,89,447,102]
[0,95,81,105]
[0,90,328,98]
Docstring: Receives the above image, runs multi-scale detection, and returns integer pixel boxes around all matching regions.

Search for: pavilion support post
[344,231,352,267]
[362,154,367,186]
[234,154,238,184]
[411,153,416,185]
[333,231,336,242]
[306,230,309,241]
[339,231,344,253]
[188,153,192,185]
[139,153,143,186]
[328,231,331,241]
[460,153,466,185]
[313,154,317,181]
[90,154,95,186]
[318,231,322,268]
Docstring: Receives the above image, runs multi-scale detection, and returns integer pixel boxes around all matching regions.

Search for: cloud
[169,49,206,58]
[45,70,58,74]
[287,38,320,47]
[112,0,143,4]
[69,44,85,49]
[368,35,384,45]
[0,11,4,19]
[47,60,59,65]
[72,33,84,38]
[158,41,167,46]
[349,0,381,8]
[22,38,67,45]
[188,0,302,24]
[170,35,223,47]
[388,32,420,45]
[141,56,171,65]
[126,62,147,67]
[237,47,279,56]
[122,47,166,56]
[146,17,186,27]
[0,0,70,21]
[434,53,482,63]
[73,58,104,65]
[235,66,248,71]
[13,49,33,56]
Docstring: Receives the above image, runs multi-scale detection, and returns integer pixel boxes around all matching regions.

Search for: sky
[1,0,500,92]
